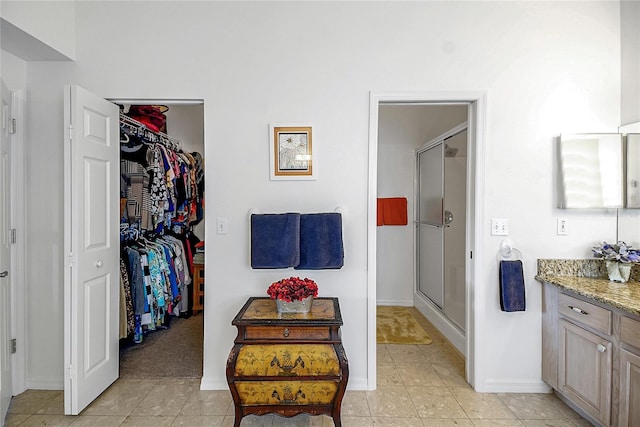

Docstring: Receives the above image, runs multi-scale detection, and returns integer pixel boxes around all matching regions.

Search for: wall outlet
[491,218,509,236]
[557,218,568,235]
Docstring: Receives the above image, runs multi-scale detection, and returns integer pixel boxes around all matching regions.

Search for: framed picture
[270,124,315,180]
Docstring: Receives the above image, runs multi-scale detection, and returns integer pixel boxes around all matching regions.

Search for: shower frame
[415,122,468,337]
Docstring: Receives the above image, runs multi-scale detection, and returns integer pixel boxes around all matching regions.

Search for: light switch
[491,218,509,236]
[557,218,568,235]
[216,217,228,234]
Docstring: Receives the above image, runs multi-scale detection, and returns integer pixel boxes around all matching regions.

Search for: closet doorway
[64,88,207,414]
[116,101,206,380]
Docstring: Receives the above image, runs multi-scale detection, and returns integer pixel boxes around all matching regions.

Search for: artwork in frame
[270,124,315,180]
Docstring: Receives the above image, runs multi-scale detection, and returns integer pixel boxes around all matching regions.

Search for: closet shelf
[120,112,182,151]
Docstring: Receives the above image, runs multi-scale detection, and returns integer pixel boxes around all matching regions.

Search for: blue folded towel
[499,260,525,312]
[251,213,300,269]
[295,213,344,270]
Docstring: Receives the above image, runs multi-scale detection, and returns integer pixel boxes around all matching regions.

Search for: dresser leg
[233,408,242,427]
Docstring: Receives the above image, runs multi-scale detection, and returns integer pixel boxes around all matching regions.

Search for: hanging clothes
[118,109,203,343]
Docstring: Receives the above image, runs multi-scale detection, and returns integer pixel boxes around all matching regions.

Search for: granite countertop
[536,259,640,316]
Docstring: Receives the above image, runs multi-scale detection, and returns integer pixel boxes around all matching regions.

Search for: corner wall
[0,0,75,61]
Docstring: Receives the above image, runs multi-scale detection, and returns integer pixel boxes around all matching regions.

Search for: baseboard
[480,379,552,393]
[345,378,368,391]
[199,377,227,390]
[26,378,63,390]
[376,299,412,307]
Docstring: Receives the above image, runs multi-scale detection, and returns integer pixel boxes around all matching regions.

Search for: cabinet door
[619,349,640,427]
[559,320,612,426]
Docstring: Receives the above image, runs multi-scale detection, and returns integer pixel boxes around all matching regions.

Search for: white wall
[21,1,622,392]
[377,105,467,306]
[1,50,26,89]
[0,0,75,61]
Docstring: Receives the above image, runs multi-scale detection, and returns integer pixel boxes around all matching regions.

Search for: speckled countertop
[536,259,640,316]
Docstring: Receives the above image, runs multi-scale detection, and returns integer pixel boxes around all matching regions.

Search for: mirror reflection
[627,134,640,208]
[558,133,623,209]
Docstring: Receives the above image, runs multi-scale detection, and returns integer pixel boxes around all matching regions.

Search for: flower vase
[606,261,632,283]
[276,296,314,313]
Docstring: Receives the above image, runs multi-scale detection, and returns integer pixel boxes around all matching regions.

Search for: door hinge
[10,228,16,244]
[10,338,16,354]
[10,118,16,134]
[68,124,73,141]
[470,251,473,259]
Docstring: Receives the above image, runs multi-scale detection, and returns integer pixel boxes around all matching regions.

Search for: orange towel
[377,197,408,226]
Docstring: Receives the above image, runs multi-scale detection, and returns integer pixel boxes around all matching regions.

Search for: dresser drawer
[244,325,330,341]
[235,380,339,406]
[234,344,340,377]
[559,293,612,335]
[621,316,640,350]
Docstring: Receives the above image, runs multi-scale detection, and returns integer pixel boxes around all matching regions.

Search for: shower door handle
[444,210,453,225]
[416,221,446,229]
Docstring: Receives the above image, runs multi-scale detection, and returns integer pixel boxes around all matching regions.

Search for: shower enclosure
[416,124,467,332]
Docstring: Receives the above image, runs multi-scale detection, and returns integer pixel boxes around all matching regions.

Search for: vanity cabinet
[619,316,640,426]
[558,319,612,425]
[541,282,640,426]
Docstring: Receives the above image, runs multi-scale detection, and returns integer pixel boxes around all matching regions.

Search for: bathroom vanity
[537,260,640,427]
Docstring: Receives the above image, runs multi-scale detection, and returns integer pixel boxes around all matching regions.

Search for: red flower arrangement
[267,277,318,302]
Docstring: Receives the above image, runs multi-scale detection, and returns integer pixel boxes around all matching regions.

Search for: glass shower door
[417,142,444,308]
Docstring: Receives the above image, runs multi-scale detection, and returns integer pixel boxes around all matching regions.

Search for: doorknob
[95,260,103,268]
[0,271,7,278]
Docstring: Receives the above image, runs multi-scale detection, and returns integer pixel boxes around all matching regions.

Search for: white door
[64,85,119,415]
[0,80,13,423]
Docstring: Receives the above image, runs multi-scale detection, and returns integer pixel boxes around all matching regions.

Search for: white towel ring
[498,239,522,261]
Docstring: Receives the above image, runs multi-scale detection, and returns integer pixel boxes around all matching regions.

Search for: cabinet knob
[597,344,607,353]
[283,328,289,337]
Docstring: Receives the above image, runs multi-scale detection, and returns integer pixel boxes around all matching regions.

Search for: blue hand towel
[499,260,526,312]
[251,213,300,269]
[295,213,344,270]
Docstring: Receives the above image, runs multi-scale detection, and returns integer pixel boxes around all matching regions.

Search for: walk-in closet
[117,103,205,379]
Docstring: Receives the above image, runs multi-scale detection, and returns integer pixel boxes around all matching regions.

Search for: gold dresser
[226,297,349,427]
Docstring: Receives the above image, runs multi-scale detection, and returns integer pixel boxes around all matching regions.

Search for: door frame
[367,91,486,390]
[7,87,27,396]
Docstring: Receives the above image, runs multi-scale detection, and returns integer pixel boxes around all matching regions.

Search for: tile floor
[3,308,590,427]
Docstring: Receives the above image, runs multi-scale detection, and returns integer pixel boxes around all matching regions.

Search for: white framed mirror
[558,133,624,209]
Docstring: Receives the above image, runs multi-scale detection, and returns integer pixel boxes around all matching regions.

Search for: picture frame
[269,124,315,180]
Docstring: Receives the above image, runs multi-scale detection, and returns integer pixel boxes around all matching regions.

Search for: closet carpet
[119,313,204,379]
